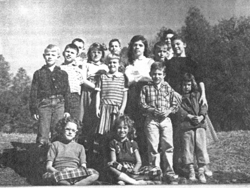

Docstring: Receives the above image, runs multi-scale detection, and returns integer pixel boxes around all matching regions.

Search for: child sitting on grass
[43,117,99,185]
[178,73,211,183]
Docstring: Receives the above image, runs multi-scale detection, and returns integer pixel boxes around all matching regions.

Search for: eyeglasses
[65,128,77,133]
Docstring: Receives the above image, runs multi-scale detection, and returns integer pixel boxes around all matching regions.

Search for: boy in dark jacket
[178,73,210,184]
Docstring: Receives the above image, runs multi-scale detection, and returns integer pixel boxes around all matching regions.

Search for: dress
[95,72,128,135]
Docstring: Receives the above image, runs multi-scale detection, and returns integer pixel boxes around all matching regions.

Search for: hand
[64,113,70,118]
[132,168,139,175]
[96,109,100,118]
[33,114,39,121]
[187,114,195,120]
[195,115,204,123]
[118,109,124,116]
[107,161,115,166]
[199,94,208,107]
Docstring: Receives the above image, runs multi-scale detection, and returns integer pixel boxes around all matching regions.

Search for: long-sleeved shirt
[29,65,70,115]
[139,81,178,115]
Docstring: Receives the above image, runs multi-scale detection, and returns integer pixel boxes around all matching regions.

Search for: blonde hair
[44,44,60,55]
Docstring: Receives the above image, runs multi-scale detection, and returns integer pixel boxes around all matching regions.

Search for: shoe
[198,170,206,184]
[117,181,125,185]
[204,166,213,177]
[189,171,197,181]
[164,174,179,184]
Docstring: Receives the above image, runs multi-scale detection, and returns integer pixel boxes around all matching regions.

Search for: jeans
[182,128,210,165]
[144,115,175,175]
[37,98,65,145]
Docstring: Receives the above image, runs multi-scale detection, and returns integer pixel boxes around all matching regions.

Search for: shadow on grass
[0,142,49,185]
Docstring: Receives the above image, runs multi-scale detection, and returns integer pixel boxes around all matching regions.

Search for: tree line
[0,7,249,133]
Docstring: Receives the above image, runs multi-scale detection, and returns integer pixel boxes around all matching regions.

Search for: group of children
[29,30,216,185]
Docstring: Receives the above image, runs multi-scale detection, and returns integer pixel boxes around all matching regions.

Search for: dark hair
[64,43,79,55]
[150,61,165,73]
[72,38,85,45]
[127,35,149,64]
[87,42,105,62]
[163,29,175,39]
[109,38,121,47]
[153,41,169,56]
[112,116,136,140]
[53,117,82,141]
[171,35,186,45]
[181,73,199,93]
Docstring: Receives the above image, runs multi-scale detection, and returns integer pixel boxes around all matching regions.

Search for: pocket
[38,98,50,107]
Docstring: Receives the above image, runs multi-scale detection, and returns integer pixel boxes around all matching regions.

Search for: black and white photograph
[0,0,249,186]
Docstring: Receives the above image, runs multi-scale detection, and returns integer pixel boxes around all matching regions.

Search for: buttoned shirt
[139,81,178,115]
[60,62,85,95]
[29,65,70,115]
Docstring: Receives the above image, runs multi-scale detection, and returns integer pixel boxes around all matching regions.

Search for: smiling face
[109,41,121,55]
[133,40,145,58]
[63,47,78,63]
[64,122,78,141]
[43,48,59,67]
[150,68,165,85]
[90,48,103,63]
[108,58,119,74]
[172,39,186,57]
[165,33,174,45]
[116,121,129,140]
[154,45,168,62]
[73,41,85,55]
[182,81,192,94]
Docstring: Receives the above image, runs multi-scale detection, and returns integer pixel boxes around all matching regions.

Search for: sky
[0,0,250,76]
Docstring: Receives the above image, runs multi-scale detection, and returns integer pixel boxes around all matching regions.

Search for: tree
[0,55,12,91]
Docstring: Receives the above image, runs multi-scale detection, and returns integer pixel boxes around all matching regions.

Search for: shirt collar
[106,72,123,78]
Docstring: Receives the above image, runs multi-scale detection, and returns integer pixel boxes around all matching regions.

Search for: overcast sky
[0,0,250,76]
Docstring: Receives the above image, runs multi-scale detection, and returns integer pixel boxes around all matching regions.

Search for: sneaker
[198,171,206,184]
[117,181,125,185]
[204,166,213,177]
[189,171,197,181]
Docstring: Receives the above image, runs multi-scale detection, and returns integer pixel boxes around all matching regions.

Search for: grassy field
[0,131,250,185]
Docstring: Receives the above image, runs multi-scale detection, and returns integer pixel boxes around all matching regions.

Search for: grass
[0,131,250,185]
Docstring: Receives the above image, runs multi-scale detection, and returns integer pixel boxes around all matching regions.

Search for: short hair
[153,41,169,55]
[64,43,79,54]
[163,29,175,39]
[127,35,149,64]
[54,117,82,141]
[109,38,121,47]
[72,38,85,45]
[44,44,60,55]
[111,115,136,140]
[171,35,186,44]
[106,53,120,62]
[87,42,105,62]
[150,61,165,73]
[181,73,199,92]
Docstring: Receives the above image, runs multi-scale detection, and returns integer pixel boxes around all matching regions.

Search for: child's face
[43,49,59,67]
[64,122,78,141]
[64,47,78,63]
[133,40,145,57]
[182,81,192,94]
[154,46,168,62]
[108,59,119,73]
[150,69,165,85]
[165,33,174,45]
[73,41,85,55]
[90,49,102,62]
[172,39,186,56]
[109,41,121,55]
[117,122,129,139]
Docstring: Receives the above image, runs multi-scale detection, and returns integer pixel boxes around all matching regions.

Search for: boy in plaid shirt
[139,61,178,184]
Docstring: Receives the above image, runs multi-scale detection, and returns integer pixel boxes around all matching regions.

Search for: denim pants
[69,93,81,121]
[182,128,210,165]
[144,115,175,175]
[37,98,65,145]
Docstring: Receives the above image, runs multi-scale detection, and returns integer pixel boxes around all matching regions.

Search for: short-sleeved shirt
[60,62,85,95]
[86,62,109,83]
[47,140,86,170]
[109,138,138,164]
[96,72,128,106]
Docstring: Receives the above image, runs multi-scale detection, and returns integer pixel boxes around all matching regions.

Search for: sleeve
[131,140,139,152]
[29,71,39,116]
[197,92,208,117]
[169,87,179,113]
[125,65,135,84]
[123,74,129,91]
[95,74,102,91]
[109,139,116,152]
[79,145,87,164]
[47,143,57,162]
[189,58,203,84]
[139,86,155,114]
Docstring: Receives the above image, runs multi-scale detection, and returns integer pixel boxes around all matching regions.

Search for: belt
[48,94,63,99]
